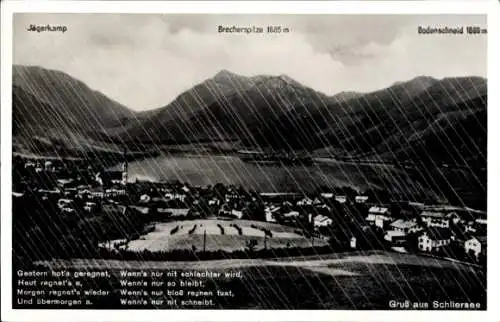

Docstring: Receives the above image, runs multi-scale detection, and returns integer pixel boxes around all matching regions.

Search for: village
[12,154,487,265]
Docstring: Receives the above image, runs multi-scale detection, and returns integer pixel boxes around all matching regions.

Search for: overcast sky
[13,14,486,111]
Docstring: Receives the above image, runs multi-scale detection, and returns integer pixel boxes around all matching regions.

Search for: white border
[1,1,498,322]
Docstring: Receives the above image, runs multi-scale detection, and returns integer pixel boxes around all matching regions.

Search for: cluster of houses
[13,155,487,263]
[13,156,129,215]
[367,203,487,260]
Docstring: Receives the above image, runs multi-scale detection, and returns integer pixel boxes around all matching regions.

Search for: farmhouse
[57,198,73,209]
[418,228,452,253]
[89,187,105,199]
[231,209,244,219]
[297,197,314,206]
[84,202,97,212]
[463,220,476,233]
[57,178,75,188]
[265,206,280,222]
[165,192,187,202]
[476,218,487,225]
[313,215,333,228]
[384,219,421,244]
[38,188,61,197]
[105,187,126,198]
[464,236,487,258]
[224,192,240,202]
[208,198,220,206]
[355,196,369,204]
[283,210,300,218]
[420,210,451,228]
[384,230,407,245]
[335,195,347,204]
[366,206,392,229]
[158,208,190,217]
[390,219,421,234]
[313,197,323,205]
[139,194,151,204]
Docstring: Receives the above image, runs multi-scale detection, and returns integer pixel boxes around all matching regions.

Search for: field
[33,251,486,309]
[110,219,327,252]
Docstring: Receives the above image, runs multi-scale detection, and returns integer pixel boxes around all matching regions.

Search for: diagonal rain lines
[11,62,487,310]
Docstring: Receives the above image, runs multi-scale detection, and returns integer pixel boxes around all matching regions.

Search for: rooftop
[369,206,389,214]
[385,230,407,238]
[420,211,447,218]
[390,219,417,229]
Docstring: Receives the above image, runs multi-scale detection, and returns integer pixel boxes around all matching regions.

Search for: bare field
[118,219,325,252]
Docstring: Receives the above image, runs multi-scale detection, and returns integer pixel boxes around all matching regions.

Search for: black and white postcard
[1,1,498,321]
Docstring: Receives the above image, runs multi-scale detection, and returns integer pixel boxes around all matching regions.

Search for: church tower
[122,146,128,186]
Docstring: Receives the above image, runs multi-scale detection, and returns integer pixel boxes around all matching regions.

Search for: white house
[105,188,126,198]
[297,197,314,206]
[313,215,333,227]
[313,198,323,205]
[231,209,244,219]
[464,236,486,258]
[24,161,35,169]
[57,178,74,188]
[139,194,151,203]
[158,208,190,217]
[57,198,73,209]
[265,206,281,222]
[335,195,347,204]
[384,219,420,244]
[464,220,477,233]
[446,212,461,225]
[350,236,357,249]
[384,230,407,244]
[417,228,452,253]
[283,210,300,218]
[84,202,97,212]
[420,210,450,228]
[61,207,75,214]
[475,218,487,226]
[355,196,369,204]
[208,198,220,206]
[165,192,187,202]
[390,219,421,234]
[320,193,334,199]
[224,192,240,202]
[44,161,54,172]
[89,187,105,199]
[366,206,392,229]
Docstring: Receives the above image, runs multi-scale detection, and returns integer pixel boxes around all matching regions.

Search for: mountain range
[12,65,487,166]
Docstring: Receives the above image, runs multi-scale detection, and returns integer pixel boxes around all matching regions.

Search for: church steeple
[122,146,128,185]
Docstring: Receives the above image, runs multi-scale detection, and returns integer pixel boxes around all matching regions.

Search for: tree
[213,183,227,200]
[243,201,266,222]
[245,239,258,252]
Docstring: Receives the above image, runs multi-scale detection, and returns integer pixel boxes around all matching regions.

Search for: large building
[366,206,393,229]
[417,228,452,253]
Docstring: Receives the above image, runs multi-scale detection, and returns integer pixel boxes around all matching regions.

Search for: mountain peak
[392,76,437,87]
[278,74,299,85]
[213,69,241,80]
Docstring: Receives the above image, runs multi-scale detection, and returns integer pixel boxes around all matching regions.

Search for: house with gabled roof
[464,236,487,259]
[417,228,452,253]
[390,219,420,234]
[366,206,393,229]
[420,209,453,228]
